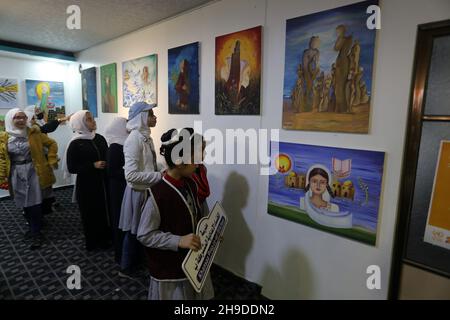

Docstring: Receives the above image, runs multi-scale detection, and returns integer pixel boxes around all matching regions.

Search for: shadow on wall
[260,248,314,299]
[218,171,253,278]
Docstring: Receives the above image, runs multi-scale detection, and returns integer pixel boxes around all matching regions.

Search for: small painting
[100,63,118,113]
[26,79,65,121]
[168,42,200,114]
[0,78,18,108]
[81,67,98,118]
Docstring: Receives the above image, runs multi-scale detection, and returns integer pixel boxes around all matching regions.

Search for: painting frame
[268,141,385,246]
[215,25,262,115]
[81,67,98,118]
[168,42,200,114]
[0,78,18,109]
[282,0,378,133]
[26,79,66,121]
[100,63,118,114]
[122,54,158,108]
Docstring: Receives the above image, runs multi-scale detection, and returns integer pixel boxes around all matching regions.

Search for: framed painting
[215,26,262,115]
[100,63,118,113]
[122,54,157,108]
[168,42,200,114]
[26,79,65,121]
[0,78,18,108]
[282,0,378,133]
[81,67,98,118]
[268,141,385,246]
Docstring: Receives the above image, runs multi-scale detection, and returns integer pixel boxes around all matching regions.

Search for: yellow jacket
[0,126,58,191]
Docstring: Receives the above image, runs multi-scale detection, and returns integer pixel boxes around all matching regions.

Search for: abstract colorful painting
[268,141,385,245]
[0,115,5,132]
[0,78,18,108]
[26,80,65,121]
[122,54,157,108]
[282,0,378,133]
[168,42,200,114]
[215,26,262,115]
[100,63,118,113]
[81,67,98,118]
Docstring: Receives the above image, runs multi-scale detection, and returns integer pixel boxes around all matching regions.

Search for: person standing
[65,110,111,251]
[119,101,162,278]
[0,108,58,249]
[104,117,129,264]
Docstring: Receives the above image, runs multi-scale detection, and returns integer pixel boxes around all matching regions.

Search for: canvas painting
[81,67,98,118]
[168,42,200,114]
[424,141,450,250]
[215,26,262,115]
[122,54,157,108]
[0,78,18,108]
[0,115,5,132]
[100,63,118,113]
[268,141,385,245]
[282,0,378,133]
[26,80,65,121]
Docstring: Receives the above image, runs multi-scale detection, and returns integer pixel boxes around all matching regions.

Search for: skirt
[147,274,214,300]
[118,185,146,234]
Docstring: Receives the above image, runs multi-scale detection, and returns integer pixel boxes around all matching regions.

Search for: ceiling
[0,0,214,53]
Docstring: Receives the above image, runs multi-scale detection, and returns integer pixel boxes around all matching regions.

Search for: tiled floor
[0,187,264,300]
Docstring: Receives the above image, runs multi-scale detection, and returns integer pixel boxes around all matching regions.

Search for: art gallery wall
[0,53,81,198]
[21,0,449,299]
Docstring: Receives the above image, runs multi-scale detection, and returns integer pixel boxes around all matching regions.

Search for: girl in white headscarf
[118,101,163,278]
[0,108,58,249]
[104,117,129,264]
[66,110,111,251]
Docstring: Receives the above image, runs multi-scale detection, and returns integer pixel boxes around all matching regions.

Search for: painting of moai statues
[282,0,378,133]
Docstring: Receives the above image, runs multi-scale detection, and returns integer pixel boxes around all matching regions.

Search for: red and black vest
[145,176,202,280]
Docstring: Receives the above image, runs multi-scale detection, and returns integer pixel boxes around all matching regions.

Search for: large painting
[282,0,378,133]
[100,63,118,113]
[26,80,65,121]
[122,54,157,108]
[215,26,262,115]
[268,141,385,245]
[168,42,200,114]
[81,67,98,118]
[0,78,18,108]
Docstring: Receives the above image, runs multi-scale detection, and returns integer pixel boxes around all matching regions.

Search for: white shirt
[123,130,163,190]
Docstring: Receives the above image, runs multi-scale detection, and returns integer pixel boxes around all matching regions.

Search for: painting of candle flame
[215,26,262,115]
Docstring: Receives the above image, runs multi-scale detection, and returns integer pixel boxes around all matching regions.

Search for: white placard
[182,201,228,293]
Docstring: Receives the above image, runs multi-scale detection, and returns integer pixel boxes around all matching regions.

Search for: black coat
[67,134,111,250]
[106,143,126,263]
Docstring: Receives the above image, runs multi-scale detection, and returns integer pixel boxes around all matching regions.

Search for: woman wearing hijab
[104,117,129,265]
[23,107,58,216]
[118,101,162,278]
[66,110,111,251]
[0,108,58,249]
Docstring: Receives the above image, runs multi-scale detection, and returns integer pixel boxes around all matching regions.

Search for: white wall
[0,53,81,197]
[78,0,450,299]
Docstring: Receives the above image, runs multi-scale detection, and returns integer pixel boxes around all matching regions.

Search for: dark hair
[160,127,198,168]
[305,168,334,198]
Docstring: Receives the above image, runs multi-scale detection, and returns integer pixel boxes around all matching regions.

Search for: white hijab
[126,111,150,138]
[62,110,95,180]
[5,108,27,138]
[105,117,129,146]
